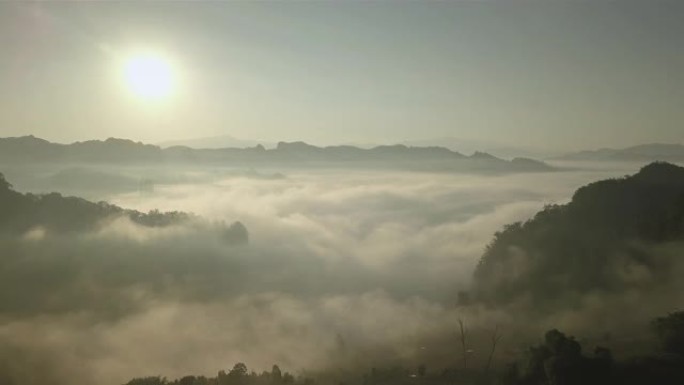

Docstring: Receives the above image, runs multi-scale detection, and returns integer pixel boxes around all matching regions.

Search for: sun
[123,53,175,100]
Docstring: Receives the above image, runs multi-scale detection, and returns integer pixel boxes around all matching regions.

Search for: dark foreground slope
[472,161,684,307]
[121,316,684,385]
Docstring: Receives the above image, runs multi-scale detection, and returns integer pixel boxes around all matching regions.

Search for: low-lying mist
[0,163,674,384]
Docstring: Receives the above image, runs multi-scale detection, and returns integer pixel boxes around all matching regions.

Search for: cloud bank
[0,165,648,384]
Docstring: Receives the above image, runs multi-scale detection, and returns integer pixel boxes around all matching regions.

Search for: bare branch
[484,325,503,374]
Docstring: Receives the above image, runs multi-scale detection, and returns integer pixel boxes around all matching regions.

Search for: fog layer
[0,164,662,384]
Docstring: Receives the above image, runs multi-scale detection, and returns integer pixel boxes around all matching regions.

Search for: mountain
[0,136,553,173]
[558,143,684,162]
[472,161,684,307]
[0,136,161,164]
[157,134,274,149]
[0,172,248,244]
[401,137,559,159]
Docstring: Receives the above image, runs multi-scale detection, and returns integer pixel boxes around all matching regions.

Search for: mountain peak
[633,161,684,183]
[10,135,51,144]
[470,151,498,160]
[276,141,319,151]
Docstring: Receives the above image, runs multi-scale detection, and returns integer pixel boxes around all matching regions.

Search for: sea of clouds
[0,164,650,384]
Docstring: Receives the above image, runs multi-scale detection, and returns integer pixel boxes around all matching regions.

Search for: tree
[282,373,294,384]
[230,363,249,377]
[124,377,167,385]
[652,311,684,355]
[458,318,468,369]
[225,221,249,244]
[506,329,612,385]
[484,325,503,374]
[272,365,282,382]
[218,370,229,385]
[545,329,581,358]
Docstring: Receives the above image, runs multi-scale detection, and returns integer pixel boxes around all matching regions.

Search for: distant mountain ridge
[558,143,684,162]
[0,135,552,172]
[157,134,274,149]
[158,135,557,159]
[401,137,558,159]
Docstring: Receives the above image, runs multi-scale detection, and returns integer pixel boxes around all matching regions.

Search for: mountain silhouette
[158,134,273,149]
[558,143,684,162]
[472,162,684,307]
[0,135,552,172]
[0,172,248,244]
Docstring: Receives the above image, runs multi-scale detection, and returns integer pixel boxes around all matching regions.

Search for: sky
[0,0,682,150]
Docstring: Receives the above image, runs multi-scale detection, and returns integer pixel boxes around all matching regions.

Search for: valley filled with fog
[3,1,684,384]
[1,160,663,384]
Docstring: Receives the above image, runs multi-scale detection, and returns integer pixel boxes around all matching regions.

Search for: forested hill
[0,172,248,243]
[472,162,684,306]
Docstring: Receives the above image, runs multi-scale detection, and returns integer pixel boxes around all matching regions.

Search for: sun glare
[123,54,175,100]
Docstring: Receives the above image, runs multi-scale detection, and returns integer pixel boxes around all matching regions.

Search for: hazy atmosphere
[1,2,684,385]
[0,161,650,384]
[1,1,683,150]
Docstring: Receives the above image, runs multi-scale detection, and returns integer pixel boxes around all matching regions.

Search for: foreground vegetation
[123,311,684,385]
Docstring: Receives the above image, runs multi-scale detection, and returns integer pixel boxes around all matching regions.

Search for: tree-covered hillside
[0,172,247,243]
[473,162,684,307]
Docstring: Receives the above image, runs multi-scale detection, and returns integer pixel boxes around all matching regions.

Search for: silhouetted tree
[484,325,502,374]
[271,365,282,382]
[652,311,684,355]
[124,376,168,385]
[505,329,613,385]
[229,362,249,385]
[458,319,468,369]
[224,221,249,244]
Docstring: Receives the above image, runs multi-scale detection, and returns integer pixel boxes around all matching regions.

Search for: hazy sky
[0,1,682,150]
